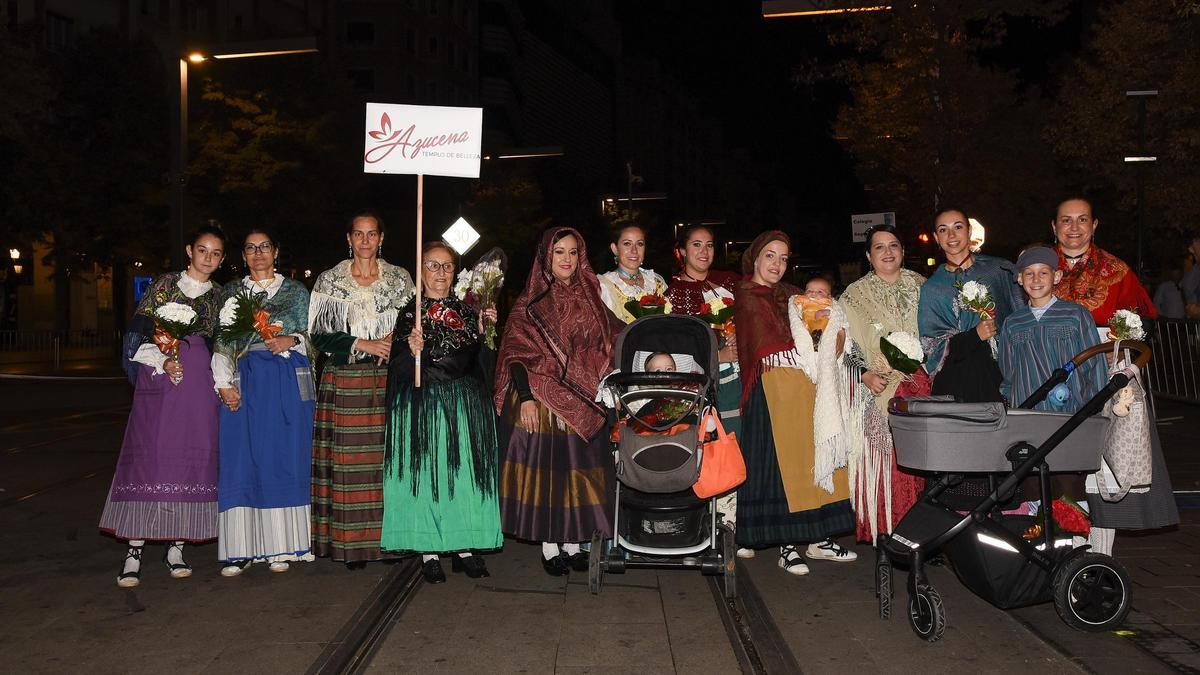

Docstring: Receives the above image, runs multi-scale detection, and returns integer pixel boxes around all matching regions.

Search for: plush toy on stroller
[589,314,737,599]
[876,341,1151,642]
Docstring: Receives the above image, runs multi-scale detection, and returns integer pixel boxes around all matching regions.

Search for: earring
[378,243,383,257]
[348,246,353,258]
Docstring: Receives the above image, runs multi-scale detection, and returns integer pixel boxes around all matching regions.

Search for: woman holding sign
[381,241,501,584]
[494,227,621,576]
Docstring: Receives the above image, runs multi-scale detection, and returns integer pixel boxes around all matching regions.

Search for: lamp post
[1124,89,1157,280]
[169,37,318,270]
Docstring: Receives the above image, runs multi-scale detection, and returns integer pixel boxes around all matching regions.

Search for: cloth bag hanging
[1096,341,1153,501]
[693,409,746,499]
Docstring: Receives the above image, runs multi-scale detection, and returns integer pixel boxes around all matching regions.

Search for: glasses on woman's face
[423,260,454,273]
[244,242,275,255]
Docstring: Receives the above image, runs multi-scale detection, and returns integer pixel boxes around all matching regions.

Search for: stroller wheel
[588,530,604,595]
[877,561,892,620]
[907,586,946,642]
[1053,553,1132,632]
[720,524,737,600]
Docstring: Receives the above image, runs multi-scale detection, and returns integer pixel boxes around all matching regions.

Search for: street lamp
[1125,89,1157,278]
[170,37,318,269]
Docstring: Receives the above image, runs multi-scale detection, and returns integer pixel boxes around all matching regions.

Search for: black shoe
[422,558,446,584]
[345,560,367,570]
[451,555,491,578]
[541,553,570,577]
[567,551,588,572]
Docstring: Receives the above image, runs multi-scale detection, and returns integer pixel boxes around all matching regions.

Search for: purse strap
[703,406,728,441]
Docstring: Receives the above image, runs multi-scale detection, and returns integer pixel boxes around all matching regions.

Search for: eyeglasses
[243,242,275,254]
[423,260,454,273]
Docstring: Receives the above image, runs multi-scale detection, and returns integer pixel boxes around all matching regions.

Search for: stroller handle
[1018,339,1152,409]
[606,371,710,387]
[1072,339,1151,370]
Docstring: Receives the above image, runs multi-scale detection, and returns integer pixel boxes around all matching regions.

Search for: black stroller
[587,314,737,599]
[876,341,1151,641]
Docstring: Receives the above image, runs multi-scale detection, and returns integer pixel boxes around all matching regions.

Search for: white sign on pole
[442,217,481,256]
[851,212,896,243]
[362,103,483,178]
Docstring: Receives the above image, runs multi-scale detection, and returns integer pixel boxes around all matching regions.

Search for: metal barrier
[0,329,121,351]
[1145,319,1200,404]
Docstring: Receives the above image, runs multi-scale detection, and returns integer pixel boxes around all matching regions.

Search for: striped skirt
[498,393,614,543]
[311,363,389,562]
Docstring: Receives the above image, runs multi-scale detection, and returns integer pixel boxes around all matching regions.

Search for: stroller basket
[889,398,1104,473]
[619,486,709,549]
[616,426,701,494]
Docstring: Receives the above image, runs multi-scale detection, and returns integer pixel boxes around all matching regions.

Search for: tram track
[309,553,801,675]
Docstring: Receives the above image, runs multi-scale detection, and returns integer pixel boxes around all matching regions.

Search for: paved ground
[0,376,1197,673]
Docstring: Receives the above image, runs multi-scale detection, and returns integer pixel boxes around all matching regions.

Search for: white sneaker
[778,545,810,576]
[221,560,250,577]
[805,539,858,563]
[736,548,756,559]
[268,561,290,573]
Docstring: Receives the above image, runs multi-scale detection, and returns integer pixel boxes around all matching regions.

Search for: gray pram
[876,341,1151,642]
[587,314,736,599]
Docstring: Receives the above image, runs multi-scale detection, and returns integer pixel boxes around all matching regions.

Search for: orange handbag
[693,409,746,498]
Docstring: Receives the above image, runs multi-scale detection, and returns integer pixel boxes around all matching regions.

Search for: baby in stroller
[587,314,737,598]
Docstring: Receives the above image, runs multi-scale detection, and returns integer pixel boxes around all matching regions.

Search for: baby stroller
[588,314,737,599]
[876,341,1151,642]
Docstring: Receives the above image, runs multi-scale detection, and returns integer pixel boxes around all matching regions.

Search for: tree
[1044,0,1200,257]
[460,162,551,284]
[187,56,366,274]
[806,1,1070,252]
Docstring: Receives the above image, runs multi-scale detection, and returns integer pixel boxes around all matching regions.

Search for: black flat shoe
[422,558,446,584]
[567,551,589,572]
[345,560,367,570]
[541,553,570,577]
[451,555,490,578]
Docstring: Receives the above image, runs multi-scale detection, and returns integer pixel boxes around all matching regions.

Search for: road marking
[0,468,108,508]
[0,406,128,433]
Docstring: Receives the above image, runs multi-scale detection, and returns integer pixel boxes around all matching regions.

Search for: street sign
[442,217,481,256]
[362,103,483,178]
[851,212,895,243]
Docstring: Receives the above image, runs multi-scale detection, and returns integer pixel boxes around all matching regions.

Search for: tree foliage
[187,57,366,273]
[810,1,1070,252]
[1,28,168,268]
[1044,0,1200,252]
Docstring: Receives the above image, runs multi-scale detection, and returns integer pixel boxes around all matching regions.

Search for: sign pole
[415,173,424,388]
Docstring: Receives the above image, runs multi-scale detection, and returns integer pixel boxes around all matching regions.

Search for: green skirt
[381,375,502,553]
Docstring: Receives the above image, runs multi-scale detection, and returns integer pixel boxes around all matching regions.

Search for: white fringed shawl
[308,259,415,349]
[786,297,852,493]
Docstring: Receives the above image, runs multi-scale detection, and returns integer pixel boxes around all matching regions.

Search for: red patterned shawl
[1054,244,1158,326]
[734,231,800,407]
[493,226,621,439]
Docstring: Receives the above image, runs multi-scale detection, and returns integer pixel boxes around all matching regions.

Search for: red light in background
[918,233,930,243]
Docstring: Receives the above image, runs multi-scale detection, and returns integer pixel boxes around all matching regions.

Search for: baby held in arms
[793,276,845,356]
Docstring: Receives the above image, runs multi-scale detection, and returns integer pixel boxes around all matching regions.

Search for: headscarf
[734,230,801,406]
[494,226,621,439]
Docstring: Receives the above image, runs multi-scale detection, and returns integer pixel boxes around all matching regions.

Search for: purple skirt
[497,394,613,543]
[99,335,219,541]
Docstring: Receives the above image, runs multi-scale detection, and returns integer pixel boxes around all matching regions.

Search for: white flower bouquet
[151,302,199,381]
[453,247,507,349]
[879,331,925,375]
[1107,309,1145,341]
[958,280,996,321]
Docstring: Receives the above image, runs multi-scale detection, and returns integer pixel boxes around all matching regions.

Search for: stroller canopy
[613,314,719,376]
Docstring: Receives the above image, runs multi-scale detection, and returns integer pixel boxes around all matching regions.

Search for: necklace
[945,252,973,273]
[616,266,642,282]
[1063,250,1087,261]
[251,274,275,291]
